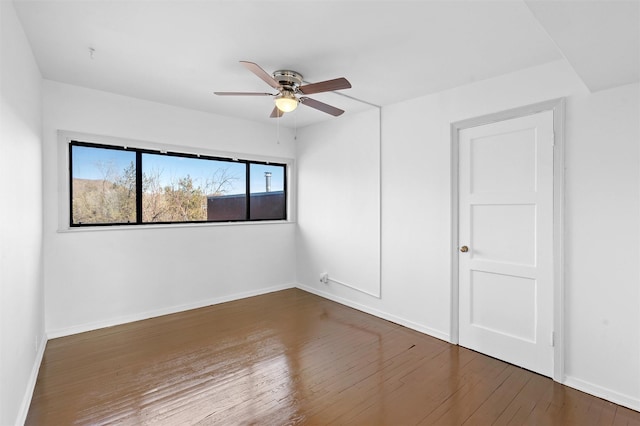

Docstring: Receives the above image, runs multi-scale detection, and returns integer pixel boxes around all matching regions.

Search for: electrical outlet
[319,273,329,284]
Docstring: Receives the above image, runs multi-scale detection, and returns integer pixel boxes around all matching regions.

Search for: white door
[458,110,554,377]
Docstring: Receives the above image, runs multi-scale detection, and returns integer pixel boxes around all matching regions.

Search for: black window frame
[69,140,288,227]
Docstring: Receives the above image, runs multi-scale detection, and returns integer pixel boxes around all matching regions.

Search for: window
[69,141,287,226]
[249,163,286,220]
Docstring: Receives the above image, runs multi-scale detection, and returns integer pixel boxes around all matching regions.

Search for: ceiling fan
[214,61,352,118]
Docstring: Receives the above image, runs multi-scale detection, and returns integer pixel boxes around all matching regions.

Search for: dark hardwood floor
[26,289,640,425]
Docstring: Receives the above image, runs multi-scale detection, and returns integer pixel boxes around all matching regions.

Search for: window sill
[57,219,296,233]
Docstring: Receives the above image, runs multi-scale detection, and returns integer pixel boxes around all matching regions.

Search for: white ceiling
[525,0,639,93]
[12,0,640,128]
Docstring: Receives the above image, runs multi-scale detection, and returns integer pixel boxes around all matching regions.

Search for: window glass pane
[249,163,286,220]
[141,153,246,222]
[71,145,137,225]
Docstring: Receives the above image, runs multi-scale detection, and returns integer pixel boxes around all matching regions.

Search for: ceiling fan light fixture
[275,92,298,113]
[215,61,350,118]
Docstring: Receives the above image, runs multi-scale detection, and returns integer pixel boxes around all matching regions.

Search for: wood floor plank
[491,371,554,425]
[462,365,532,424]
[302,343,442,424]
[26,289,640,425]
[415,361,516,425]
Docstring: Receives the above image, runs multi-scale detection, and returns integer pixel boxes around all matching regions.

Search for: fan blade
[240,61,281,90]
[298,77,351,95]
[214,92,274,96]
[270,106,284,118]
[300,97,344,116]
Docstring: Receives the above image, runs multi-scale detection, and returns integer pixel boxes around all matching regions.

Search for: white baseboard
[15,333,47,426]
[46,283,296,339]
[296,283,451,343]
[563,375,640,412]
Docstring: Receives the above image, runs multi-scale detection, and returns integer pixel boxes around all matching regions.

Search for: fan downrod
[272,70,303,92]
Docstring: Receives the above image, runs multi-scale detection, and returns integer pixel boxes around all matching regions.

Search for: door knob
[460,246,469,253]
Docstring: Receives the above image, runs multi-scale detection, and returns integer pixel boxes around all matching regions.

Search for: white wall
[42,81,298,336]
[296,59,640,409]
[297,109,381,297]
[563,83,640,403]
[0,2,45,425]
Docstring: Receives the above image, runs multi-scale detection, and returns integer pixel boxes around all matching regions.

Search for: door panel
[471,203,536,265]
[458,110,554,377]
[470,128,537,193]
[470,271,536,342]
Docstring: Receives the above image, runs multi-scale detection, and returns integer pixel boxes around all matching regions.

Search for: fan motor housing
[273,70,303,91]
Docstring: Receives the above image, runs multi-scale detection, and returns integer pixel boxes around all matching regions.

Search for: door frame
[449,98,565,382]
